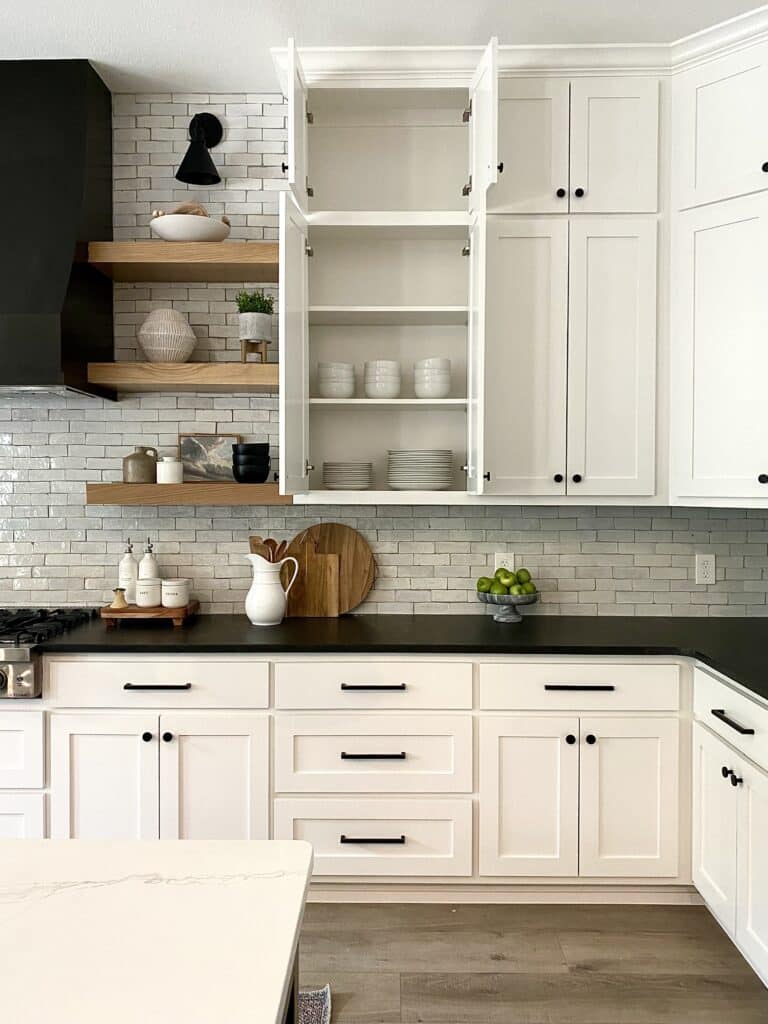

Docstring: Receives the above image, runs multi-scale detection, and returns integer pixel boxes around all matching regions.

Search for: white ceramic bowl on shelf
[317,379,356,398]
[365,378,401,399]
[365,360,400,374]
[415,357,451,371]
[415,376,451,399]
[318,362,354,376]
[150,214,231,242]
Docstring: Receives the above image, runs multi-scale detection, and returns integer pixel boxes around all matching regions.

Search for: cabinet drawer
[45,658,269,709]
[479,662,679,711]
[274,714,472,793]
[0,793,45,838]
[274,662,472,710]
[0,711,43,789]
[273,797,472,876]
[694,669,768,770]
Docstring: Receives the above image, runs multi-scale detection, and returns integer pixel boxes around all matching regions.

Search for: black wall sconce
[175,113,223,186]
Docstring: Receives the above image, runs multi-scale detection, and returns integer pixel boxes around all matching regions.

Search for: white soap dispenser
[118,538,139,604]
[138,537,159,580]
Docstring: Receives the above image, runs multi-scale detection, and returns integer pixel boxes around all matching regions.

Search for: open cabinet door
[279,190,310,494]
[466,214,486,494]
[468,37,498,211]
[286,37,310,211]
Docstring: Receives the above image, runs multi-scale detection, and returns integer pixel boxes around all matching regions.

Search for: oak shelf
[88,241,279,283]
[87,362,278,393]
[86,483,292,506]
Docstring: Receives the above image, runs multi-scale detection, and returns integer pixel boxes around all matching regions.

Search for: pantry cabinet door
[692,723,738,934]
[673,42,768,210]
[479,716,579,876]
[580,717,679,877]
[488,79,570,214]
[49,713,159,839]
[279,190,310,494]
[567,218,657,496]
[736,758,768,980]
[483,217,568,495]
[159,713,268,840]
[468,37,498,210]
[466,214,486,493]
[570,78,658,213]
[286,37,310,211]
[671,193,768,500]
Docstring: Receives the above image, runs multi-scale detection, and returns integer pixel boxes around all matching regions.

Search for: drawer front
[274,714,473,793]
[0,793,45,838]
[45,658,269,709]
[694,668,768,770]
[274,662,472,710]
[0,711,44,788]
[479,662,679,711]
[273,797,472,876]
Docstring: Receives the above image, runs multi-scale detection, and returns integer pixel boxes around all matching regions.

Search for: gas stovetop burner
[0,607,97,647]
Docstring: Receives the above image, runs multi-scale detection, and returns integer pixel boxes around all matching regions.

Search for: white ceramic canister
[157,456,183,484]
[161,578,191,609]
[135,578,162,608]
[244,554,299,626]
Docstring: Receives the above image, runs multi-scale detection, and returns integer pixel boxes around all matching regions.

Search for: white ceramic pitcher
[245,554,299,626]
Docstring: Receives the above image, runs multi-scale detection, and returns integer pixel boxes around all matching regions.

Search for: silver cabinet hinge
[462,175,472,197]
[306,177,314,198]
[461,243,471,257]
[462,101,472,123]
[306,111,314,124]
[305,460,315,473]
[305,241,314,257]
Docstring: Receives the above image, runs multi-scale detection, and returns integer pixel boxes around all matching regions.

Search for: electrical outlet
[494,552,515,573]
[695,553,716,585]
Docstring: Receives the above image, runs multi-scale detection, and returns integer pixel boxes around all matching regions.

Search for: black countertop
[39,614,768,703]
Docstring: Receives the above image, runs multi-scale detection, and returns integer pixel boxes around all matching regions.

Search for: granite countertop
[40,614,768,703]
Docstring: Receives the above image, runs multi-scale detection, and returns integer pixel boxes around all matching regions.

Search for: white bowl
[150,214,231,242]
[365,371,401,381]
[365,379,401,399]
[415,369,450,379]
[318,361,354,372]
[318,368,355,380]
[318,379,356,398]
[415,357,451,371]
[415,377,451,399]
[365,360,400,373]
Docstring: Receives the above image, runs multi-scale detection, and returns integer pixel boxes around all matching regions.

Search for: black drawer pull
[544,684,615,692]
[123,683,192,691]
[341,683,407,692]
[711,709,755,735]
[341,751,407,760]
[340,835,406,845]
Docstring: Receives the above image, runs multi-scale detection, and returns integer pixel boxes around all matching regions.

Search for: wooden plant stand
[100,600,200,629]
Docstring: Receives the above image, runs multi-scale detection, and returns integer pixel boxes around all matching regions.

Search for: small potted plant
[237,290,274,363]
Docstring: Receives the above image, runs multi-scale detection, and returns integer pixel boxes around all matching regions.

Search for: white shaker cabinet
[671,192,768,501]
[279,190,310,494]
[736,756,768,979]
[673,41,768,211]
[0,794,44,839]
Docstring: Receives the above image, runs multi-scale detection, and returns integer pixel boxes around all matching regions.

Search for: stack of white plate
[387,450,454,490]
[318,362,355,399]
[322,462,373,490]
[365,360,401,399]
[414,357,451,399]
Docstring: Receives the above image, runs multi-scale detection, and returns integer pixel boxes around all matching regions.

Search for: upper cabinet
[488,77,659,215]
[672,42,768,211]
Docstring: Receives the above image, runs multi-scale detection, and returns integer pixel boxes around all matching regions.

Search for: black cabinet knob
[497,162,504,173]
[162,732,173,743]
[759,474,768,484]
[554,473,564,483]
[574,187,585,197]
[281,161,288,173]
[721,766,733,779]
[142,731,153,742]
[556,187,566,198]
[565,734,576,745]
[572,473,582,483]
[730,774,743,787]
[762,162,768,172]
[483,471,491,481]
[585,734,597,745]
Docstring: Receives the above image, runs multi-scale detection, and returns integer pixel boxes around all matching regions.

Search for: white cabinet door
[736,757,768,981]
[159,713,268,840]
[671,193,768,500]
[279,190,310,494]
[0,710,43,788]
[488,79,570,214]
[673,42,768,210]
[570,78,658,213]
[286,37,310,210]
[579,717,679,877]
[0,793,44,838]
[479,716,579,877]
[692,723,738,934]
[466,213,486,493]
[567,218,657,497]
[49,713,158,839]
[483,217,568,495]
[468,37,498,210]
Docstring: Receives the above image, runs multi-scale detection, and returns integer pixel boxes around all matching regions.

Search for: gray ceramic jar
[122,446,158,483]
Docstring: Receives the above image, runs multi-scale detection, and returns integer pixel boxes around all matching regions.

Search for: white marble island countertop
[0,840,313,1024]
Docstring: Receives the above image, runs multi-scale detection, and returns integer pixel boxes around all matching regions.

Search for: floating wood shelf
[87,362,278,393]
[88,241,279,283]
[86,483,291,506]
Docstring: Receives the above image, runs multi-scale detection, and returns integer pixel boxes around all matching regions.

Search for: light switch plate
[494,552,515,573]
[695,553,716,585]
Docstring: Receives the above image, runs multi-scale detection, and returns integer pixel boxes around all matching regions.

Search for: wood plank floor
[299,904,768,1023]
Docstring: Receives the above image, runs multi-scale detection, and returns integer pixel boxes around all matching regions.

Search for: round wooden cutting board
[283,522,375,617]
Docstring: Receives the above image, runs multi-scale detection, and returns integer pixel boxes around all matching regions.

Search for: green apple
[516,567,532,584]
[489,581,509,595]
[476,576,493,593]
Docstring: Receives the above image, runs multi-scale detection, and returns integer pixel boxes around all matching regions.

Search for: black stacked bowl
[233,443,271,484]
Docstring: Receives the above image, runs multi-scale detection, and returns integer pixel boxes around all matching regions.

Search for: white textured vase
[245,554,299,626]
[239,312,272,343]
[138,309,196,362]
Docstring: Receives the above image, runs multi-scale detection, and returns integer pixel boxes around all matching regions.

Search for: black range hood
[0,59,114,398]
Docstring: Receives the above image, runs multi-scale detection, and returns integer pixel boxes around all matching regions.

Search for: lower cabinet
[49,711,268,840]
[480,715,679,877]
[0,793,44,838]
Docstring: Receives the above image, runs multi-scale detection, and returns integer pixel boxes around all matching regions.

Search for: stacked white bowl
[318,361,355,399]
[387,449,454,490]
[365,360,401,399]
[414,357,451,399]
[322,462,373,490]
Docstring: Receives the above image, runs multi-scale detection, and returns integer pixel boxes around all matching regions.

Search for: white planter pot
[239,312,272,343]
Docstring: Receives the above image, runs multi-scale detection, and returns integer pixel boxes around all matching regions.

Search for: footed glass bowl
[477,591,539,623]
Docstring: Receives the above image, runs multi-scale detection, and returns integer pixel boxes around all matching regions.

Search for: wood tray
[100,600,200,629]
